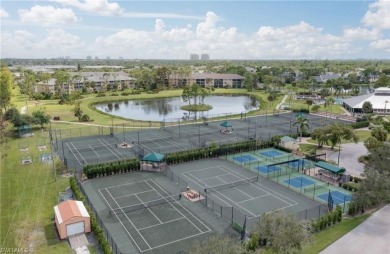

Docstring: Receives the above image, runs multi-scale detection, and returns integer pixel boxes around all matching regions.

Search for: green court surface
[80,171,236,254]
[167,158,329,231]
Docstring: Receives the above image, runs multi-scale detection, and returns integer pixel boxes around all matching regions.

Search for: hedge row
[292,108,310,114]
[69,177,112,254]
[83,159,140,179]
[166,140,274,164]
[311,205,343,232]
[340,182,359,192]
[350,121,370,129]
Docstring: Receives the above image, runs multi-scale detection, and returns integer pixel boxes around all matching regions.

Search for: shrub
[311,105,321,112]
[130,90,142,95]
[350,121,369,129]
[121,92,130,96]
[292,108,310,114]
[246,233,260,251]
[32,93,44,100]
[83,158,140,179]
[111,93,119,96]
[81,114,90,122]
[96,92,106,97]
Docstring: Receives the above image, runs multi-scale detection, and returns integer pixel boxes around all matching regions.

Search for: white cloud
[343,27,381,40]
[37,29,85,50]
[18,5,78,25]
[89,14,357,59]
[1,29,84,58]
[52,0,124,16]
[362,0,390,30]
[245,21,351,58]
[0,8,9,18]
[370,39,390,52]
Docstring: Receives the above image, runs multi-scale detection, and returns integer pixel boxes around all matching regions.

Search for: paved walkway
[276,94,288,110]
[329,142,367,177]
[21,105,27,114]
[321,205,390,254]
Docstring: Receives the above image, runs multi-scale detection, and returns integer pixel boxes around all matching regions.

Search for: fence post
[231,207,233,225]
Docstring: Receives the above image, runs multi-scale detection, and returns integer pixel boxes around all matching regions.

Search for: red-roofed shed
[54,200,91,239]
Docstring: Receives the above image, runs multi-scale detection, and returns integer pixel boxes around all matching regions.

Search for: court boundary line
[98,139,122,159]
[114,189,155,199]
[218,165,298,206]
[215,175,254,199]
[104,187,153,251]
[98,188,146,253]
[67,142,87,165]
[185,171,257,217]
[99,179,152,191]
[144,180,205,233]
[137,217,185,231]
[148,179,212,233]
[100,178,211,253]
[133,193,163,224]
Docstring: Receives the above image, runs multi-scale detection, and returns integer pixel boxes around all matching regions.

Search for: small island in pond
[181,84,213,112]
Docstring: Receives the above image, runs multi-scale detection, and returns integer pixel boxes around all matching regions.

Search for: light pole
[337,142,341,166]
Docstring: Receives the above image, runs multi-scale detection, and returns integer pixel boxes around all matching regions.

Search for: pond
[94,95,260,122]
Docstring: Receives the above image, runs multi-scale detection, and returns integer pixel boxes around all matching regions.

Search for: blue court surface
[259,150,284,157]
[232,154,258,163]
[256,165,281,174]
[317,191,352,205]
[287,159,305,169]
[283,176,316,188]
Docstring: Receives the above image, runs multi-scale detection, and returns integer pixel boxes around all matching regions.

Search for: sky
[0,0,390,60]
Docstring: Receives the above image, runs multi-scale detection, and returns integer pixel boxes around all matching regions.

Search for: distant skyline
[1,0,389,59]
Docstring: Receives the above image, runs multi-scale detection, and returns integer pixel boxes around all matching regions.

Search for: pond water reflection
[94,95,260,122]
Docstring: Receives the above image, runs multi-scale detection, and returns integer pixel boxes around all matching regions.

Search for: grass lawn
[299,143,318,153]
[306,130,371,145]
[302,213,371,254]
[287,96,345,115]
[0,128,73,253]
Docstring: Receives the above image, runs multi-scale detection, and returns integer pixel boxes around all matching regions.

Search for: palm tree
[384,100,389,117]
[293,115,309,141]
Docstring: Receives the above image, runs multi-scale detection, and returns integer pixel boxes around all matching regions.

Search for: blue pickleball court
[317,191,352,205]
[259,150,284,157]
[232,154,258,163]
[283,176,316,188]
[256,165,282,174]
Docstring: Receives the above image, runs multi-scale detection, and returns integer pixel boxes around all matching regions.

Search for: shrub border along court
[83,158,139,179]
[69,177,113,254]
[82,140,274,179]
[350,121,369,129]
[311,205,343,232]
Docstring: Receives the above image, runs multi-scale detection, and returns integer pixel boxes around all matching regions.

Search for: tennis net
[164,127,175,134]
[270,154,295,163]
[303,182,329,193]
[205,176,258,193]
[109,194,181,215]
[141,135,173,144]
[68,144,115,153]
[188,136,199,146]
